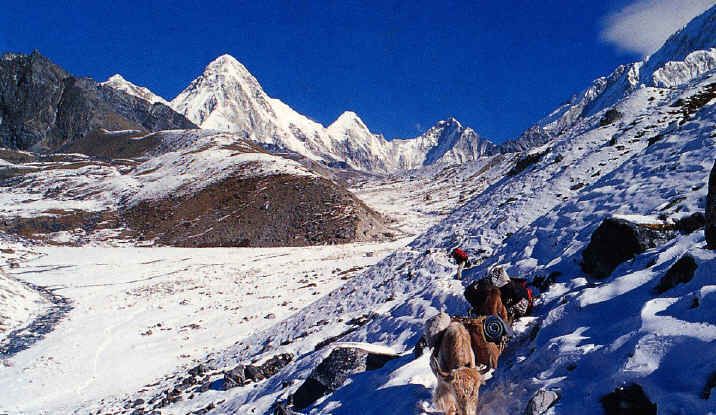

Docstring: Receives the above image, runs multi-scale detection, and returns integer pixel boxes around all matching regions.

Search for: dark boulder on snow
[655,254,698,293]
[220,353,293,390]
[582,218,674,279]
[599,109,623,126]
[188,364,209,377]
[222,365,245,390]
[675,212,706,235]
[707,160,716,249]
[600,384,656,415]
[523,389,559,415]
[291,345,399,410]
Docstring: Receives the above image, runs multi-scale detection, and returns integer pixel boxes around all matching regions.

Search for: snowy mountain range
[106,54,497,173]
[1,5,716,415]
[101,3,715,175]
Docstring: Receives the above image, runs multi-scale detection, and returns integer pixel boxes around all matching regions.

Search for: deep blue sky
[1,0,646,142]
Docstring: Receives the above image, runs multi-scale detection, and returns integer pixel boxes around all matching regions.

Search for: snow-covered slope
[101,74,170,106]
[165,69,713,415]
[506,5,716,150]
[0,269,48,342]
[3,7,716,415]
[170,55,495,172]
[78,24,716,414]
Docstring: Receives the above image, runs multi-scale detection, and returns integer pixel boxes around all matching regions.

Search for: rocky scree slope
[95,17,716,414]
[0,51,196,152]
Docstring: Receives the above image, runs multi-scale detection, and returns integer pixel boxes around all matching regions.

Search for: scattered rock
[188,364,208,377]
[675,212,706,235]
[599,109,622,126]
[582,218,674,279]
[257,353,293,379]
[706,160,716,249]
[600,384,656,415]
[655,255,698,293]
[292,345,399,410]
[507,149,550,177]
[523,389,559,415]
[221,374,241,391]
[273,401,301,415]
[265,313,276,319]
[533,271,560,292]
[702,370,716,399]
[245,365,265,382]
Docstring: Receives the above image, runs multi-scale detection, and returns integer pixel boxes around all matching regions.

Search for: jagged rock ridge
[0,51,197,152]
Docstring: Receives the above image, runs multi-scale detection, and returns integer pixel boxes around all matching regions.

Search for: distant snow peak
[171,54,494,172]
[328,111,370,134]
[101,74,169,106]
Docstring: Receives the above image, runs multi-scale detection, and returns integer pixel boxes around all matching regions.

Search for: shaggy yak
[476,286,509,324]
[430,321,484,415]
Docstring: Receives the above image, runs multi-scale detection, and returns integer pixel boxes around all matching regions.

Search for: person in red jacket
[451,248,470,280]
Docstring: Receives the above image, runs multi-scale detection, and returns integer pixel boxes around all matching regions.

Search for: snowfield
[0,240,408,413]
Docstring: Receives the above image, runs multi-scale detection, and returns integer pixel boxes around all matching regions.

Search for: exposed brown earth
[0,209,123,243]
[122,173,394,247]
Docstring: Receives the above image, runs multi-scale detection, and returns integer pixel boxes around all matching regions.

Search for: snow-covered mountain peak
[171,55,495,172]
[203,53,257,81]
[438,116,462,129]
[106,73,126,83]
[327,111,370,134]
[641,4,716,84]
[101,73,169,105]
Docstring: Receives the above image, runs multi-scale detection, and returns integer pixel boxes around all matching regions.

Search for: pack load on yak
[464,266,533,322]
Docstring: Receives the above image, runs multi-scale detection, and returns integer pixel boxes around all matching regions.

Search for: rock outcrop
[523,389,559,415]
[707,160,716,248]
[582,217,674,279]
[0,51,196,152]
[600,384,656,415]
[656,255,698,293]
[291,345,399,410]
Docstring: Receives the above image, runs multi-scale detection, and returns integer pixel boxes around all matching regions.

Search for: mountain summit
[170,54,495,172]
[101,74,170,106]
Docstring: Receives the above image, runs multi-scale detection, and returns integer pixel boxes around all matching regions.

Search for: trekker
[451,248,470,280]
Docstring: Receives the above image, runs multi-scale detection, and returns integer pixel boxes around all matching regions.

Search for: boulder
[707,160,716,248]
[223,365,245,388]
[523,389,559,415]
[600,384,656,415]
[675,212,706,235]
[655,255,698,293]
[599,109,623,126]
[582,218,674,279]
[292,345,399,410]
[188,364,208,377]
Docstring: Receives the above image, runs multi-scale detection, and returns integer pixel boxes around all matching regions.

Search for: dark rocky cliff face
[0,51,196,152]
[707,159,716,248]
